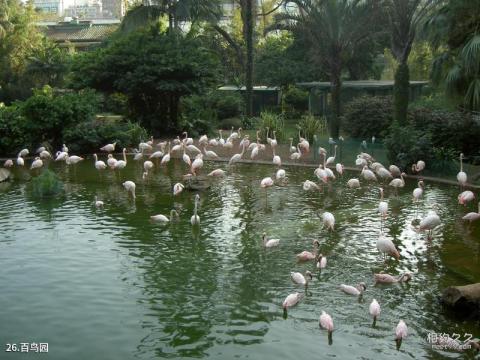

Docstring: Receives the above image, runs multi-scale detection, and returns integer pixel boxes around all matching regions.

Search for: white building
[33,0,64,15]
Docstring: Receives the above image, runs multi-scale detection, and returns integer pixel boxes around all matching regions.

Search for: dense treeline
[0,0,479,159]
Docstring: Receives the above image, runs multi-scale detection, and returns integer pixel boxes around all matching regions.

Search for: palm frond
[120,5,166,33]
[464,78,480,111]
[460,34,480,76]
[444,63,463,94]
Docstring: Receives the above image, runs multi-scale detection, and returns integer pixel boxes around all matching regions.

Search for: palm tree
[0,0,13,40]
[273,0,382,138]
[426,0,480,111]
[120,0,222,33]
[385,0,434,124]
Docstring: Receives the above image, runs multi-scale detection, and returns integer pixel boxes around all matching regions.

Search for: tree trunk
[393,61,409,124]
[243,0,254,118]
[330,74,342,139]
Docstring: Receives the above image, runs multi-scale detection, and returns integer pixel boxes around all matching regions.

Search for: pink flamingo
[395,320,408,349]
[374,273,412,284]
[319,311,334,344]
[369,299,380,326]
[458,190,475,205]
[282,292,303,313]
[296,240,320,262]
[463,202,480,223]
[316,254,327,269]
[260,177,274,204]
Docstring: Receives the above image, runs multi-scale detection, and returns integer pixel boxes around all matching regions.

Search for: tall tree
[241,0,255,117]
[386,0,434,124]
[426,0,480,111]
[274,0,382,138]
[120,0,222,33]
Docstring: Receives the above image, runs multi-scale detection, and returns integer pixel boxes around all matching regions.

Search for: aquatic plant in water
[31,169,64,198]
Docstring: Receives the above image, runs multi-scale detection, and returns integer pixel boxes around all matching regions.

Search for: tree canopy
[70,26,220,135]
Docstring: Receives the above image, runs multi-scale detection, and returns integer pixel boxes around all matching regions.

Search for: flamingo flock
[3,126,479,352]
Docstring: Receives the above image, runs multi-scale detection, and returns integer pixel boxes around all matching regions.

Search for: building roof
[39,21,118,43]
[218,85,280,91]
[297,80,428,90]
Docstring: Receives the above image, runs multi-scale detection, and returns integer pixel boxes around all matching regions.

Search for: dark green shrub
[104,92,129,114]
[384,121,434,171]
[31,169,64,198]
[180,117,214,138]
[210,91,244,120]
[283,86,309,111]
[342,96,393,139]
[0,105,29,155]
[18,86,100,150]
[409,107,480,159]
[63,119,148,154]
[219,117,243,130]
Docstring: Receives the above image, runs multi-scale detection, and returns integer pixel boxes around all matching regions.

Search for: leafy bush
[219,117,243,130]
[104,92,129,115]
[409,107,480,159]
[384,121,434,171]
[18,86,100,150]
[296,114,327,143]
[210,91,244,120]
[31,169,64,198]
[283,86,309,111]
[342,96,393,139]
[0,105,28,155]
[63,118,148,154]
[258,111,285,142]
[180,117,214,138]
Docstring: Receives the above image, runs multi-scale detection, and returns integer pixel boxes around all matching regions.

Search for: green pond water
[1,156,479,359]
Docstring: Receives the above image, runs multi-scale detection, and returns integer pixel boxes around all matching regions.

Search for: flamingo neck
[460,155,463,172]
[123,149,127,162]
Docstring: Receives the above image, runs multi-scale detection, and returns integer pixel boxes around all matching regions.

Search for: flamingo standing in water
[347,178,360,189]
[458,190,474,205]
[376,234,400,260]
[419,211,441,239]
[190,194,200,226]
[321,212,335,231]
[30,157,43,170]
[262,232,280,248]
[374,273,412,284]
[412,160,425,173]
[208,169,225,177]
[160,142,171,166]
[457,153,467,187]
[378,188,388,229]
[340,283,366,297]
[93,154,106,170]
[100,142,116,153]
[4,159,13,167]
[260,177,274,204]
[463,202,480,223]
[395,320,408,349]
[151,210,179,223]
[369,299,380,326]
[229,143,246,165]
[319,311,334,344]
[316,254,327,269]
[272,147,281,167]
[291,271,313,288]
[335,163,344,176]
[282,292,303,311]
[173,183,184,196]
[389,172,406,194]
[296,240,320,262]
[122,181,136,199]
[413,180,424,201]
[94,196,104,208]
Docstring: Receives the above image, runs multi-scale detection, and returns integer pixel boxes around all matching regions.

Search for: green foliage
[257,111,285,142]
[219,117,243,130]
[296,114,325,144]
[63,118,147,154]
[211,92,244,120]
[70,27,220,135]
[19,86,100,149]
[381,42,434,81]
[0,103,27,154]
[104,92,129,115]
[426,0,480,111]
[0,1,68,103]
[384,121,434,171]
[409,107,480,161]
[255,33,321,86]
[179,117,213,138]
[30,169,64,198]
[342,96,393,139]
[283,86,308,117]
